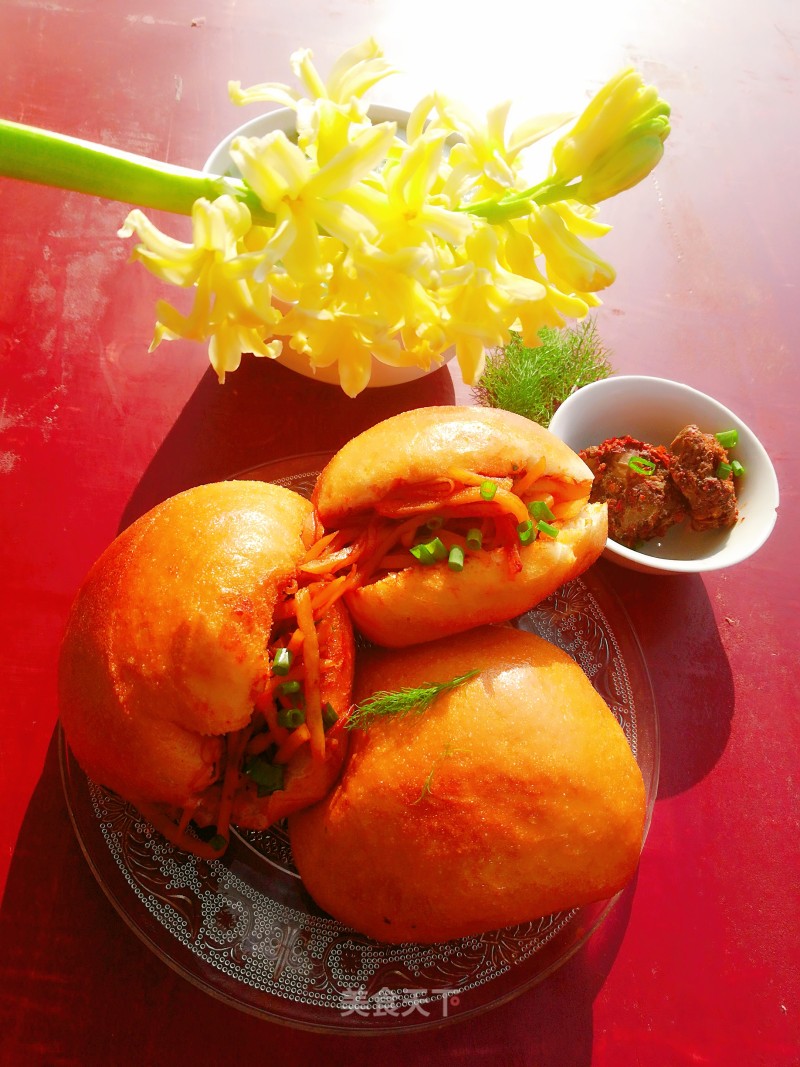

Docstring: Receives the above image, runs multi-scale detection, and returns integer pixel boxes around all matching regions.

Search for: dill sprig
[345,671,480,732]
[412,744,455,805]
[473,319,613,427]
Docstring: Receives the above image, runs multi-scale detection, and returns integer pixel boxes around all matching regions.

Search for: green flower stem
[464,177,578,222]
[1,118,571,229]
[0,119,274,224]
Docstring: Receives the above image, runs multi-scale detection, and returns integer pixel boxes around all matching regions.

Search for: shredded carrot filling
[216,726,252,843]
[294,586,325,761]
[273,723,311,765]
[311,462,589,589]
[512,456,547,496]
[135,800,227,862]
[177,797,200,837]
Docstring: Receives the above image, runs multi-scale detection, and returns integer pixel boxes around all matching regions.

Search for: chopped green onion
[466,527,483,551]
[272,647,293,676]
[448,545,465,571]
[424,516,444,531]
[429,537,447,560]
[715,429,739,449]
[517,519,535,545]
[208,834,227,852]
[279,679,301,696]
[537,520,559,539]
[277,707,306,729]
[528,499,555,521]
[628,455,656,476]
[257,782,281,799]
[322,702,338,730]
[411,537,446,564]
[244,758,285,793]
[410,543,435,565]
[731,459,746,478]
[480,480,497,501]
[716,461,733,479]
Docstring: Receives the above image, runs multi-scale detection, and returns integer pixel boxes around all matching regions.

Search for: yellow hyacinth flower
[120,195,283,380]
[109,41,670,393]
[415,93,573,206]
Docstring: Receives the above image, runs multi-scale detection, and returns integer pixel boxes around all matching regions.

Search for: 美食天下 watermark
[339,986,462,1019]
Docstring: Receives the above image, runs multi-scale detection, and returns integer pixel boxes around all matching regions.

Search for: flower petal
[325,37,399,102]
[227,80,300,109]
[304,122,397,197]
[231,132,311,204]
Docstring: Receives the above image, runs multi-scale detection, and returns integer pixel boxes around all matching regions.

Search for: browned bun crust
[288,626,646,944]
[313,406,593,525]
[58,481,350,818]
[346,503,607,647]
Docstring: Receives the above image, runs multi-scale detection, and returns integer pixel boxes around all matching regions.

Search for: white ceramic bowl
[203,107,455,389]
[548,375,780,575]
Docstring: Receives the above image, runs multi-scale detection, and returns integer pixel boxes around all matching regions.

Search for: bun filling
[306,460,591,587]
[132,573,351,860]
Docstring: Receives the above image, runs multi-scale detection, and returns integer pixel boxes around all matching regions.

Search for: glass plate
[60,452,659,1033]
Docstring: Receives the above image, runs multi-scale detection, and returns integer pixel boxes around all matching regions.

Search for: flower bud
[571,125,668,204]
[551,69,670,194]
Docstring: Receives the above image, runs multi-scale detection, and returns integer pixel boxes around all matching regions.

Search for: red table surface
[1,1,798,1065]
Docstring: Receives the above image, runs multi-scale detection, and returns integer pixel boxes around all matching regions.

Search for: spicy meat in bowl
[580,424,740,548]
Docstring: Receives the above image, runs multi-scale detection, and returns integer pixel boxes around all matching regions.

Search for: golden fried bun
[58,481,353,823]
[311,406,607,647]
[289,626,646,943]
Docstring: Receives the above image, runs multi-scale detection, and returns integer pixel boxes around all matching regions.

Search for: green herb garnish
[472,320,613,427]
[410,536,447,565]
[277,707,305,729]
[466,527,483,551]
[528,499,555,521]
[517,519,535,545]
[448,545,465,571]
[716,461,733,480]
[346,670,481,731]
[322,702,339,730]
[715,429,739,449]
[243,757,285,794]
[628,455,656,476]
[412,744,455,805]
[272,647,293,676]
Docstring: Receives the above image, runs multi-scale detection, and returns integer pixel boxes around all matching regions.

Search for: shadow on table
[0,727,632,1067]
[118,355,457,532]
[599,561,735,797]
[1,370,734,1063]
